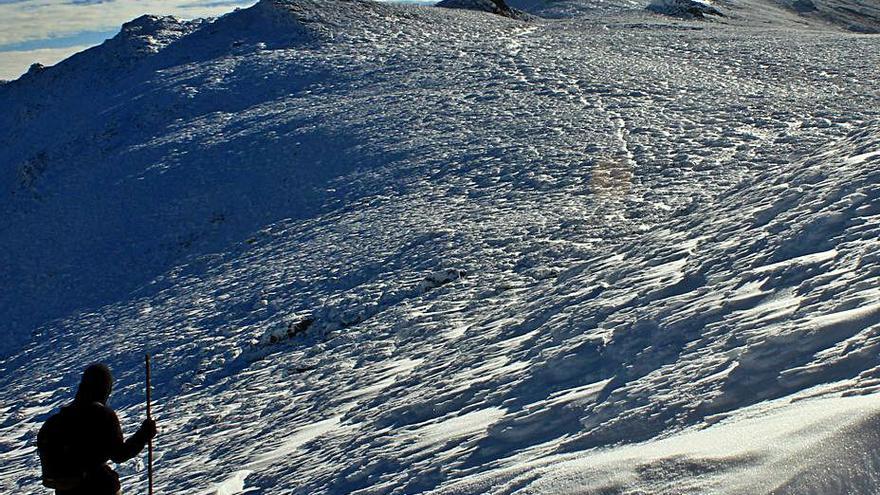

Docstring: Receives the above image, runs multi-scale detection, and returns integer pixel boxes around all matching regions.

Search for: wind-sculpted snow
[1,0,880,493]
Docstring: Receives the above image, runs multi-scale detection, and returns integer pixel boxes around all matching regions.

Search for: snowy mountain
[1,0,880,493]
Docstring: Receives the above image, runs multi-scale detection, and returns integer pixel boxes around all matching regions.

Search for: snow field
[1,0,880,493]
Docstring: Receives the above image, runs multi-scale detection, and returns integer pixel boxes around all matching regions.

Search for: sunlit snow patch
[406,407,508,449]
[209,470,254,495]
[198,418,341,495]
[249,417,342,467]
[434,393,880,494]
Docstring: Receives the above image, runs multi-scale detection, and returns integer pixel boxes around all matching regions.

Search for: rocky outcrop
[647,0,724,18]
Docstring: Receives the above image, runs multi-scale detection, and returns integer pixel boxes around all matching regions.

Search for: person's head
[75,363,113,405]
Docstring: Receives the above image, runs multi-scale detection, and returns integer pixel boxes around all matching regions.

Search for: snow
[210,470,255,495]
[1,0,880,493]
[406,407,507,448]
[250,417,342,466]
[432,391,880,494]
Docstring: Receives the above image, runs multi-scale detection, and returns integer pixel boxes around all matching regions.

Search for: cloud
[0,28,117,52]
[0,45,93,80]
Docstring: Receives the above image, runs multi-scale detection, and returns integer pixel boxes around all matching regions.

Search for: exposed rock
[437,0,531,19]
[647,0,724,18]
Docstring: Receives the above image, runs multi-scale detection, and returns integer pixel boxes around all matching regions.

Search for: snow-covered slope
[2,0,880,493]
[507,0,880,32]
[740,0,880,32]
[0,0,437,353]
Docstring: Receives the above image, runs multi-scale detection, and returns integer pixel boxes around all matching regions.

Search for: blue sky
[0,0,259,80]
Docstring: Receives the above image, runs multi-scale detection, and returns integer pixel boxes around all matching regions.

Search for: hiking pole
[146,353,154,495]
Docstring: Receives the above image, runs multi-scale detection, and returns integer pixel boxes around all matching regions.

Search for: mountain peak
[110,14,194,55]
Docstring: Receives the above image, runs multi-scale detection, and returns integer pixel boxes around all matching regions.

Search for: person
[50,363,157,495]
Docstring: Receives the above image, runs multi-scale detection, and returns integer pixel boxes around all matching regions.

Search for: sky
[0,0,260,81]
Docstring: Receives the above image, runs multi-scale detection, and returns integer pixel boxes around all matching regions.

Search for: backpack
[37,406,86,490]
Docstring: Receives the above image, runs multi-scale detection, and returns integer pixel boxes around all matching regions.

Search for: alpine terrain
[1,0,880,493]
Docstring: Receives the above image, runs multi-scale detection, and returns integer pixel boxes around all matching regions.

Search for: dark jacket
[56,364,151,495]
[55,401,151,495]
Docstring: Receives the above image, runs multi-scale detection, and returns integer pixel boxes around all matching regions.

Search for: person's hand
[141,418,157,440]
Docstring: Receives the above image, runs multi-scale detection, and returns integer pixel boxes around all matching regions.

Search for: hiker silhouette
[38,363,157,495]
